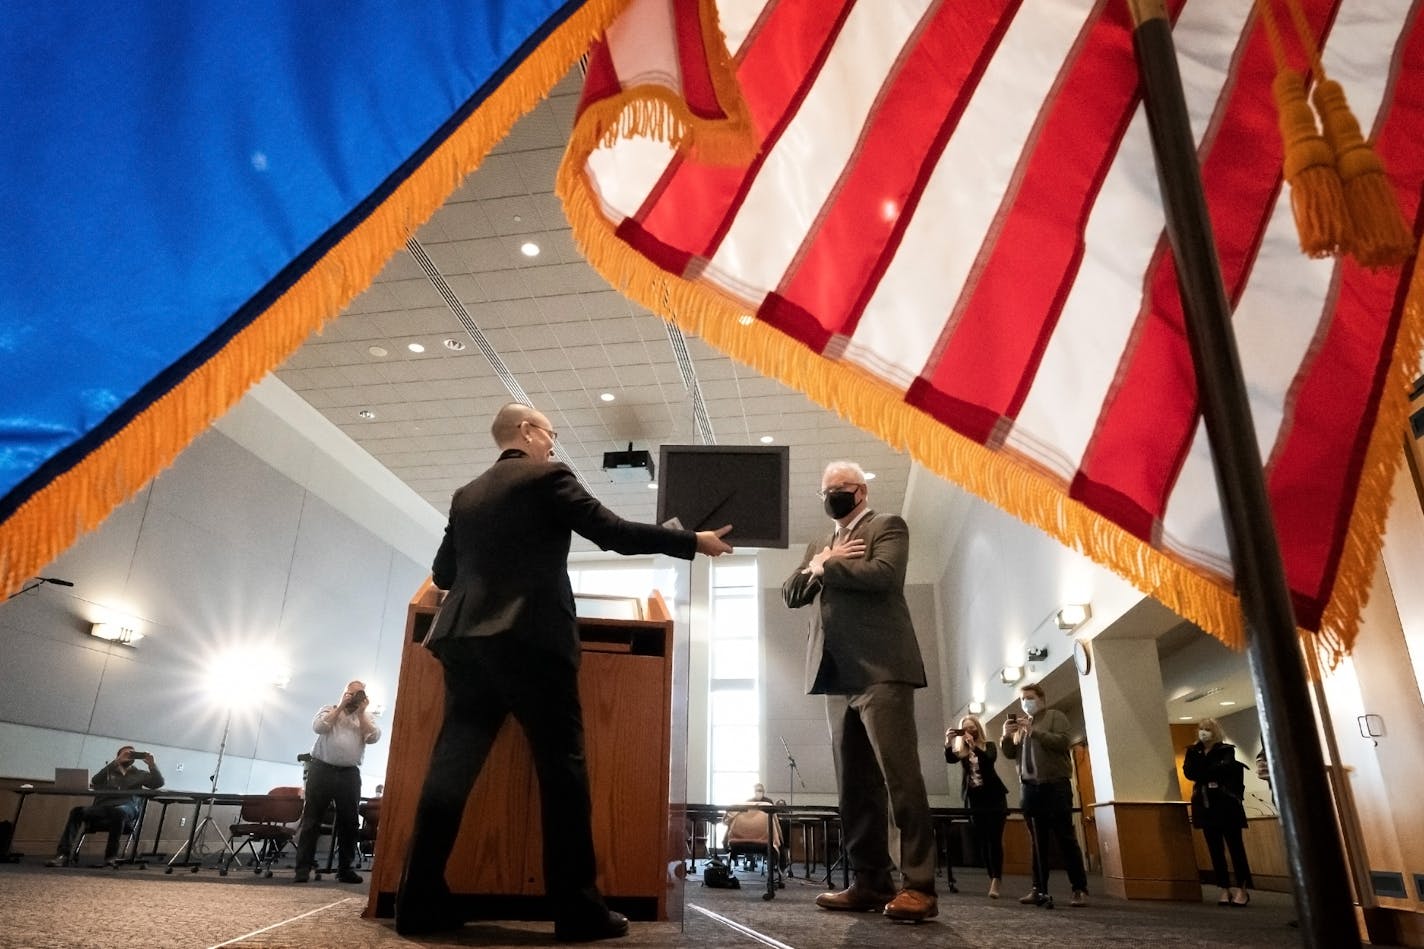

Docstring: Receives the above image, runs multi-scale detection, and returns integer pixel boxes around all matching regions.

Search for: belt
[312,758,360,771]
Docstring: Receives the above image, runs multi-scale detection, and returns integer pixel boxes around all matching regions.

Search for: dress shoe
[1230,887,1250,907]
[1018,888,1045,905]
[395,895,466,937]
[336,868,363,884]
[291,868,310,884]
[815,884,896,912]
[883,889,938,921]
[1217,888,1231,906]
[44,855,69,868]
[554,908,629,942]
[1069,889,1089,907]
[988,878,1000,899]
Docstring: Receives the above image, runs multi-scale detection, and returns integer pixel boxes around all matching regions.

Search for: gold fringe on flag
[563,0,757,168]
[0,0,636,597]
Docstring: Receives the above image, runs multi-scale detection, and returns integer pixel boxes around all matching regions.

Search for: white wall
[0,380,440,796]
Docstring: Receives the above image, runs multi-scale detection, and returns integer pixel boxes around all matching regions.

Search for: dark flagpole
[1126,3,1360,945]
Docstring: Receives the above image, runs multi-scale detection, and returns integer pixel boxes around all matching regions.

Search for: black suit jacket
[426,449,697,664]
[781,509,926,694]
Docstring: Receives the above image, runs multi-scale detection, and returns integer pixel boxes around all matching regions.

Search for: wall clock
[1073,639,1092,676]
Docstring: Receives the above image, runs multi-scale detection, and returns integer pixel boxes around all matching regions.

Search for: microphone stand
[779,737,805,806]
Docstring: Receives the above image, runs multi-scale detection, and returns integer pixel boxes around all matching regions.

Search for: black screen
[656,445,789,549]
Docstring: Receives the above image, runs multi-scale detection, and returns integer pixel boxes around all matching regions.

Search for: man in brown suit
[782,460,937,922]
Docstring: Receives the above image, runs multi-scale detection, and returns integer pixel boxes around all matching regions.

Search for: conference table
[4,786,244,868]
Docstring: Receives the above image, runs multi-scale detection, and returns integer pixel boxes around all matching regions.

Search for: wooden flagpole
[1125,2,1360,945]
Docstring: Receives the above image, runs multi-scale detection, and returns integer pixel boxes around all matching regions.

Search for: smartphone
[1007,713,1018,723]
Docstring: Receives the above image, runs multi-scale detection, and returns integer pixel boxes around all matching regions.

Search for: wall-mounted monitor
[656,445,789,549]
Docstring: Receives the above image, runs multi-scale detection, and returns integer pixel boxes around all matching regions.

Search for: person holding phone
[1002,682,1089,908]
[945,715,1009,897]
[292,679,381,884]
[46,744,164,866]
[1183,718,1253,906]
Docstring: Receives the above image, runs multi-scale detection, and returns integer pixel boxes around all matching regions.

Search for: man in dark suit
[396,402,732,941]
[781,460,937,922]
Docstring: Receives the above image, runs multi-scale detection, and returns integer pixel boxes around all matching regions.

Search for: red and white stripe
[580,0,1424,629]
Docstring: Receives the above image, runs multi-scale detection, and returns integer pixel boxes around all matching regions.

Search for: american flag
[563,0,1424,653]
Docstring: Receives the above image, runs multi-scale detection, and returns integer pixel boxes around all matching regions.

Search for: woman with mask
[1182,717,1252,906]
[945,714,1009,897]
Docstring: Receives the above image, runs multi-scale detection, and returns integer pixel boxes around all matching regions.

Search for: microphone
[38,577,75,587]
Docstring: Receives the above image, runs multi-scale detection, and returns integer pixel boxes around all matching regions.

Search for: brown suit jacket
[781,509,926,694]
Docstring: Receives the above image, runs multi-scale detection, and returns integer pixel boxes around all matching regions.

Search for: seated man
[47,745,164,866]
[724,787,783,871]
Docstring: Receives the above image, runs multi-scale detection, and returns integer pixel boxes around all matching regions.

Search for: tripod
[166,710,239,873]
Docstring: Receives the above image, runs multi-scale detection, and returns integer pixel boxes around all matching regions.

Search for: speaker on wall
[656,445,789,549]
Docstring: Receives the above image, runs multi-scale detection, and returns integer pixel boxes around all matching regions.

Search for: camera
[344,689,367,711]
[296,753,313,763]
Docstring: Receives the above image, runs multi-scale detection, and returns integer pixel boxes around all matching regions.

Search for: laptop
[52,768,89,791]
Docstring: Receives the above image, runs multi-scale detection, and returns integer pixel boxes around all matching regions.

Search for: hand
[696,524,734,556]
[140,753,155,766]
[807,537,865,577]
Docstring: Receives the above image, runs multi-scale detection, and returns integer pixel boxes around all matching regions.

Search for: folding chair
[69,811,141,867]
[220,791,303,877]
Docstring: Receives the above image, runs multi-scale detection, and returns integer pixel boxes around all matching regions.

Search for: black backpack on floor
[701,861,740,888]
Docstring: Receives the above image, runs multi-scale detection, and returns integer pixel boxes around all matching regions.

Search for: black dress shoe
[554,909,629,942]
[336,869,363,884]
[395,875,464,937]
[292,869,310,884]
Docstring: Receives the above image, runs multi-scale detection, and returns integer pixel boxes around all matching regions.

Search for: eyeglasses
[816,482,864,500]
[527,422,558,441]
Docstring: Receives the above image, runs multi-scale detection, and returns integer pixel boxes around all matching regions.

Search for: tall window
[707,557,759,804]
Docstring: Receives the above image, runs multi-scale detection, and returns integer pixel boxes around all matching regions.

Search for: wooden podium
[365,581,678,921]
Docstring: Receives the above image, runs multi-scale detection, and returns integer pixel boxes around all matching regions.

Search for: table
[4,787,240,867]
[685,804,844,901]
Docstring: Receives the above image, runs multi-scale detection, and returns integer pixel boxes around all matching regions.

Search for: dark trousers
[826,683,936,894]
[56,804,133,860]
[967,804,1007,879]
[402,635,603,917]
[1202,824,1253,888]
[295,759,361,871]
[1020,779,1087,894]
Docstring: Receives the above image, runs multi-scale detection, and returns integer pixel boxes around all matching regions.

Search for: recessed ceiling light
[367,345,388,358]
[443,338,466,351]
[520,241,540,257]
[600,392,615,402]
[513,214,523,223]
[358,410,376,420]
[865,471,877,480]
[737,314,755,326]
[407,342,425,353]
[759,435,774,444]
[1219,700,1237,707]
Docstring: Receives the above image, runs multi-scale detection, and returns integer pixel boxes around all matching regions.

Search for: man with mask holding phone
[782,460,937,922]
[293,679,381,884]
[1002,682,1088,908]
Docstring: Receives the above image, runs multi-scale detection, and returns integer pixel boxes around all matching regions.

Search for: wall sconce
[967,701,986,715]
[1056,603,1092,630]
[91,622,142,646]
[999,665,1024,684]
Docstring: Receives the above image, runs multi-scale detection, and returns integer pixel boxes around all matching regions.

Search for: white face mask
[1197,730,1213,743]
[1020,698,1041,716]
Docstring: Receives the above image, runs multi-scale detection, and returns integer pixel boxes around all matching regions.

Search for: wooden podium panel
[366,581,675,921]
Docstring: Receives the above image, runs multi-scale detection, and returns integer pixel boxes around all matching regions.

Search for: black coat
[426,449,697,665]
[946,739,1009,809]
[1182,741,1248,829]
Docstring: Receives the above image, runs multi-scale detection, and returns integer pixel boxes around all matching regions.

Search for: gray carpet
[0,858,1336,948]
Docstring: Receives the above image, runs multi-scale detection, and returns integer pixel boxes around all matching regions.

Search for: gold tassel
[1273,69,1351,258]
[1312,79,1415,268]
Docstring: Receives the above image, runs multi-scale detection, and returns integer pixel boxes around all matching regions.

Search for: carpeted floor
[0,857,1337,948]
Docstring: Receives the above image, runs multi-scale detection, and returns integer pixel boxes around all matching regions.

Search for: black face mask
[823,489,858,519]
